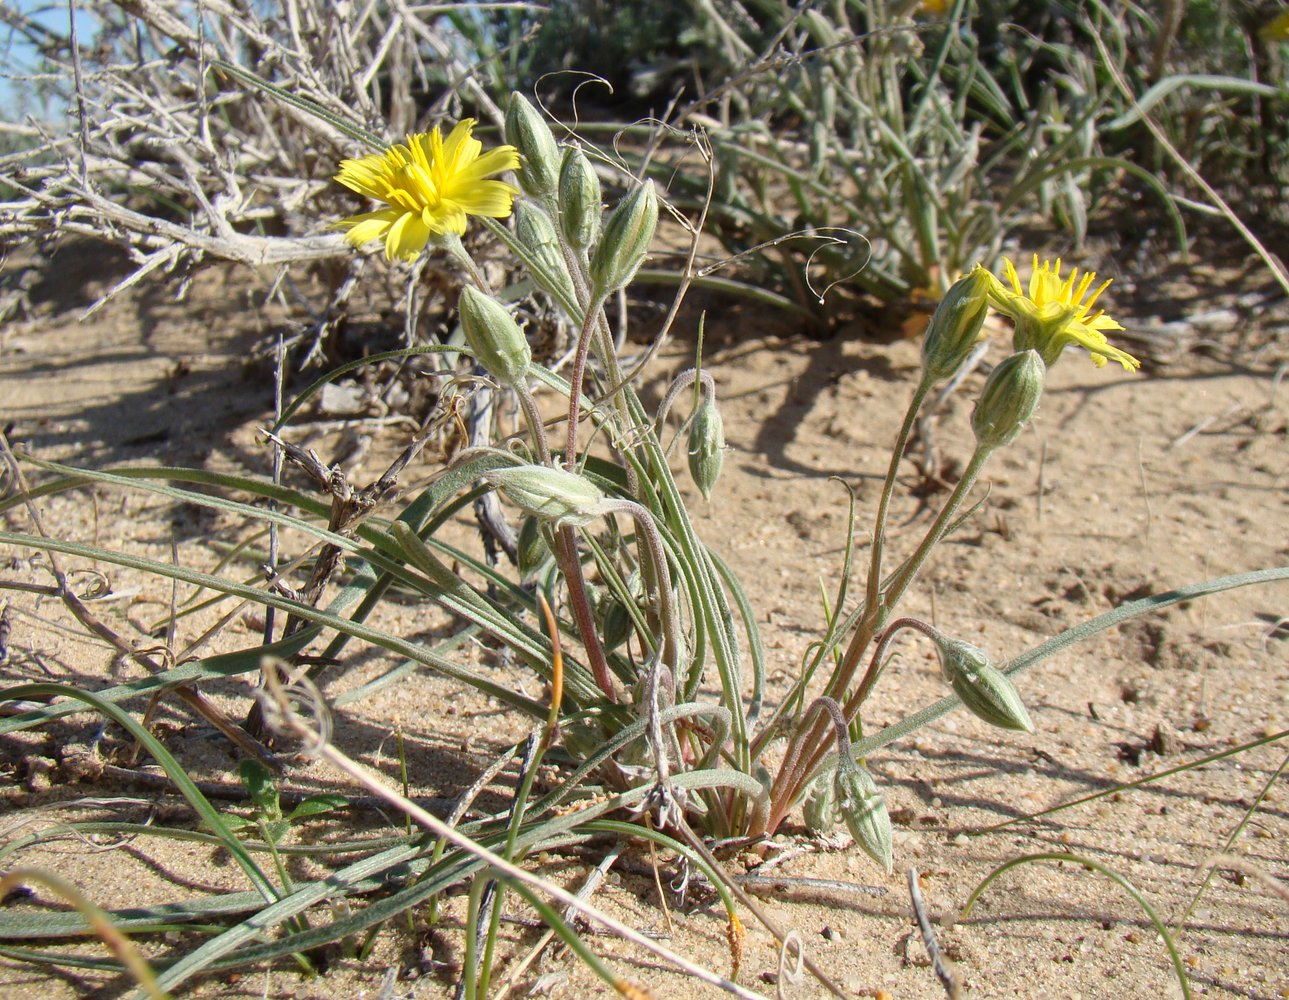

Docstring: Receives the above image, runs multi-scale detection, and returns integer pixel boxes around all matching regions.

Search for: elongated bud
[802,771,837,833]
[921,266,991,383]
[562,704,637,762]
[484,465,606,528]
[835,761,893,874]
[972,349,1044,450]
[687,397,725,501]
[514,201,578,308]
[558,145,602,251]
[559,716,601,763]
[516,516,551,580]
[590,180,657,296]
[505,92,560,199]
[937,636,1034,733]
[459,286,531,386]
[598,597,633,651]
[1261,9,1289,41]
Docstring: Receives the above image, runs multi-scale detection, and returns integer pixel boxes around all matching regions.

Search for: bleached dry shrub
[0,0,520,355]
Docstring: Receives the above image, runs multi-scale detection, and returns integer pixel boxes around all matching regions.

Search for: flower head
[589,180,658,296]
[483,465,607,528]
[687,396,726,501]
[971,349,1045,450]
[935,636,1034,733]
[458,286,530,386]
[334,120,520,262]
[920,266,991,383]
[834,761,893,874]
[984,256,1139,371]
[1261,9,1289,41]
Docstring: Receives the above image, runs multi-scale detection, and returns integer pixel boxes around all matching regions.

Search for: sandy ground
[1,243,1287,999]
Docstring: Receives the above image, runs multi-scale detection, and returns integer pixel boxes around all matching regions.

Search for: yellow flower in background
[334,120,520,261]
[982,256,1139,371]
[1260,9,1289,41]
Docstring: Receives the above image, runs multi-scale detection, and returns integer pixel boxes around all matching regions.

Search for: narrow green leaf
[285,795,349,823]
[0,683,279,904]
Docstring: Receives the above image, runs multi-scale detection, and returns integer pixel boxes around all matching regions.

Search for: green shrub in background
[642,0,1185,322]
[469,0,1282,325]
[447,0,698,112]
[1106,0,1289,191]
[5,1,1281,346]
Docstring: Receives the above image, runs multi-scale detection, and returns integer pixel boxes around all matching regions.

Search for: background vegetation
[0,1,1286,997]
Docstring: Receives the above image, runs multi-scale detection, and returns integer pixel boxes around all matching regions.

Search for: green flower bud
[802,771,837,834]
[484,465,606,528]
[558,145,602,251]
[598,596,633,651]
[687,397,725,501]
[505,92,560,199]
[936,637,1034,733]
[562,705,636,762]
[459,286,531,386]
[590,180,657,296]
[559,716,601,762]
[921,267,991,383]
[834,761,893,874]
[516,516,551,580]
[514,201,578,309]
[971,349,1045,450]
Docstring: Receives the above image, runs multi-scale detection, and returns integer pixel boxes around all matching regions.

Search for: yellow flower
[1261,9,1289,41]
[982,256,1139,371]
[334,120,520,261]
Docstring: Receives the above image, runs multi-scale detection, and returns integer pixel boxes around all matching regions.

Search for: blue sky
[1,1,98,121]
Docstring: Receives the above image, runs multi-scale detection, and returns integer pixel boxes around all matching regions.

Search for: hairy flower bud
[937,637,1034,733]
[505,92,560,199]
[484,465,606,528]
[835,761,893,874]
[687,397,725,501]
[516,516,551,580]
[514,201,578,309]
[921,267,991,383]
[562,704,638,763]
[802,771,837,833]
[590,180,657,296]
[598,597,633,651]
[972,349,1044,450]
[459,286,531,386]
[558,145,602,251]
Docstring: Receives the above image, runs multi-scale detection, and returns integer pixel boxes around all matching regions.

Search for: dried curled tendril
[255,660,333,756]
